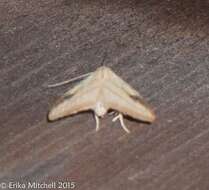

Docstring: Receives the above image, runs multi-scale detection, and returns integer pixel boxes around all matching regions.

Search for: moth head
[96,66,113,80]
[94,101,107,117]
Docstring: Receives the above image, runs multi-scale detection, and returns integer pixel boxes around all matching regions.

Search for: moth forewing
[130,95,156,122]
[48,72,99,121]
[48,88,98,121]
[63,73,94,97]
[107,68,142,97]
[103,87,155,123]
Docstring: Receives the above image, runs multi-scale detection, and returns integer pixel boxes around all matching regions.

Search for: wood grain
[0,0,209,189]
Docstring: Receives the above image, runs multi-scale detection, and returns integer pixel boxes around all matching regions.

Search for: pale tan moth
[48,66,156,133]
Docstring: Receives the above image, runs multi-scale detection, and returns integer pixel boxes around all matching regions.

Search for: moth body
[48,66,156,133]
[94,101,107,117]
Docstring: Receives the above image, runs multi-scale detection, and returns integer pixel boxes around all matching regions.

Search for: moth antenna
[100,52,107,66]
[47,72,92,88]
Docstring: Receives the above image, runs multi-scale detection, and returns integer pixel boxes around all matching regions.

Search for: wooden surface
[0,0,209,189]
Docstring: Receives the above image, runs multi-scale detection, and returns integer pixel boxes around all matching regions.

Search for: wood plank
[0,0,209,189]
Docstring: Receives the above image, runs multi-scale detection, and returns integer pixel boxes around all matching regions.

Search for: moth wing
[63,73,95,96]
[104,87,155,122]
[48,87,98,120]
[48,68,103,121]
[107,68,142,98]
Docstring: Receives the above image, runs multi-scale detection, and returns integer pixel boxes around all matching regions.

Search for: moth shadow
[108,109,152,125]
[124,115,152,125]
[46,110,92,123]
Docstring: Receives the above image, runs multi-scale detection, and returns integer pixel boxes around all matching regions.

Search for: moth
[48,66,156,133]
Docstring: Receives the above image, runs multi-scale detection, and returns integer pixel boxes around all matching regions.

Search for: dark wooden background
[0,0,209,189]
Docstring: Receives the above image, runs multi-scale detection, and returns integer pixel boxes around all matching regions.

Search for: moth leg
[119,114,130,133]
[94,114,100,131]
[112,113,130,133]
[112,114,120,122]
